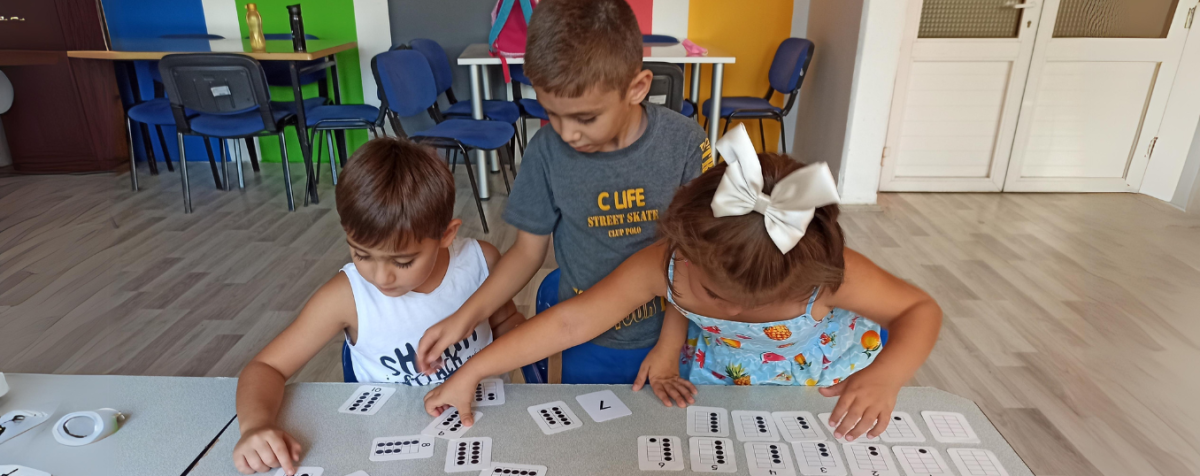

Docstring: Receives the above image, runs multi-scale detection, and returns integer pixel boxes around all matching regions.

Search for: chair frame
[704,40,815,153]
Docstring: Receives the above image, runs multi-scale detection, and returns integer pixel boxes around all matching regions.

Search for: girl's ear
[440,219,463,248]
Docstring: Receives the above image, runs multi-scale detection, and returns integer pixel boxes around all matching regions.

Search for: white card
[638,435,685,471]
[338,385,396,415]
[893,446,953,476]
[445,437,493,473]
[575,390,632,423]
[0,466,50,476]
[773,411,826,442]
[688,406,730,437]
[0,410,51,445]
[480,463,549,476]
[819,412,879,442]
[880,412,925,443]
[744,442,797,476]
[474,378,505,407]
[732,411,780,442]
[843,443,900,476]
[423,408,482,439]
[921,411,980,444]
[689,437,737,473]
[342,472,370,476]
[527,401,583,435]
[368,434,436,461]
[792,441,846,476]
[275,467,322,476]
[948,448,1009,476]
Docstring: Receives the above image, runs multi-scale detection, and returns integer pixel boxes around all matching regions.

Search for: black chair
[644,62,686,113]
[158,54,302,213]
[701,38,814,153]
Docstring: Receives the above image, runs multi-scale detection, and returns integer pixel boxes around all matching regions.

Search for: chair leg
[518,117,529,151]
[459,146,489,233]
[326,130,338,186]
[369,125,379,139]
[203,138,223,190]
[722,118,731,134]
[496,147,511,194]
[154,125,173,172]
[278,134,296,212]
[244,137,260,172]
[450,149,458,173]
[311,129,322,185]
[777,117,787,154]
[230,139,245,189]
[177,133,192,213]
[137,122,160,175]
[126,118,138,191]
[758,118,767,152]
[220,139,231,191]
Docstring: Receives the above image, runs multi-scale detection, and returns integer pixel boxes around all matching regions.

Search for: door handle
[1006,1,1038,8]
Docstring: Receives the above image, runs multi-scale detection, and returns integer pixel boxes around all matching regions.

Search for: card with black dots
[422,407,482,439]
[443,437,492,473]
[732,411,780,442]
[526,401,583,435]
[689,437,736,473]
[474,378,506,407]
[638,435,684,471]
[367,434,435,462]
[687,406,729,437]
[337,385,395,415]
[744,442,796,476]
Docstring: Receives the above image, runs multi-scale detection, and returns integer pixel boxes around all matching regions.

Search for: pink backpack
[488,0,537,81]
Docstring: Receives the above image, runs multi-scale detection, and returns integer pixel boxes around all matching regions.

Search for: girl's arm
[478,240,526,338]
[632,305,697,407]
[423,243,669,425]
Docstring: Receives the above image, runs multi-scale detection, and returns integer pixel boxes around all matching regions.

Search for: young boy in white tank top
[230,138,524,475]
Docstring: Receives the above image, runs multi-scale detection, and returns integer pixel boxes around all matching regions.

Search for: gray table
[189,383,1032,476]
[0,374,237,476]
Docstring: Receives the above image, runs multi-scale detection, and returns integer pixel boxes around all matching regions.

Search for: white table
[457,43,736,199]
[0,374,237,476]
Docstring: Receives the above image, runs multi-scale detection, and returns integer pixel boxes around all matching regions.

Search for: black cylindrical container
[287,4,307,52]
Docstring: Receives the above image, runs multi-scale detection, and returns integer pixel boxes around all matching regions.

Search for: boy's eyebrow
[345,240,418,258]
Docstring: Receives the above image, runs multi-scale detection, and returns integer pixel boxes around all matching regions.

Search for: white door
[1003,0,1197,192]
[880,0,1044,192]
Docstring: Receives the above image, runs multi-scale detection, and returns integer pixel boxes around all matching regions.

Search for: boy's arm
[416,231,549,373]
[478,240,527,337]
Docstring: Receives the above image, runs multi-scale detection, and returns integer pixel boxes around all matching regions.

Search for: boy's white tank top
[342,237,492,386]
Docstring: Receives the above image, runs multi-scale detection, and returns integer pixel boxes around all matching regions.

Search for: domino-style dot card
[948,448,1009,476]
[819,412,880,442]
[337,385,396,415]
[444,437,492,473]
[689,437,737,473]
[745,442,797,476]
[922,411,980,444]
[274,467,322,476]
[422,408,483,439]
[342,472,370,476]
[474,378,505,407]
[792,441,846,476]
[732,411,780,442]
[638,435,685,471]
[880,412,925,443]
[843,443,899,476]
[687,406,730,437]
[481,463,549,476]
[893,446,953,476]
[527,401,584,435]
[368,434,435,462]
[773,411,826,442]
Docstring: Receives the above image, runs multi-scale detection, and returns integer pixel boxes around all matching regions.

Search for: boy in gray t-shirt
[415,0,712,384]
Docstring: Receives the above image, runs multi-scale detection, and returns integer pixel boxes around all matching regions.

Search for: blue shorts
[560,342,654,384]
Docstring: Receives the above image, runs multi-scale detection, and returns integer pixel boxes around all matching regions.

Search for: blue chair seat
[701,96,782,118]
[273,97,327,115]
[680,100,695,118]
[412,118,514,150]
[443,100,521,125]
[128,98,186,125]
[306,104,380,127]
[518,98,548,121]
[190,108,294,137]
[262,60,327,87]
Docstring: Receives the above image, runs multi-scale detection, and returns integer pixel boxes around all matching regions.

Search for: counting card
[274,467,322,476]
[343,472,370,476]
[819,413,879,442]
[687,406,730,437]
[744,442,797,476]
[893,446,953,476]
[948,448,1009,476]
[921,412,979,444]
[880,412,925,443]
[445,437,493,473]
[576,389,632,422]
[474,378,505,407]
[773,411,826,442]
[792,441,846,476]
[481,463,549,476]
[368,434,435,461]
[527,401,583,435]
[732,411,780,442]
[689,437,737,473]
[423,408,483,439]
[638,435,685,471]
[843,443,900,476]
[338,385,395,415]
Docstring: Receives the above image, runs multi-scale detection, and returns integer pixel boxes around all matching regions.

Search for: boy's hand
[232,425,302,475]
[818,367,902,441]
[417,312,477,375]
[633,345,697,408]
[423,373,480,426]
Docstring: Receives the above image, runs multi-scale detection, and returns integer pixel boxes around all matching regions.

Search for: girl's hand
[633,345,697,407]
[423,373,480,426]
[232,425,302,475]
[818,367,902,441]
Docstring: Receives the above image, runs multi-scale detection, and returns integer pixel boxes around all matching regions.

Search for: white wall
[1141,13,1200,202]
[791,0,863,181]
[781,0,810,151]
[1172,121,1200,211]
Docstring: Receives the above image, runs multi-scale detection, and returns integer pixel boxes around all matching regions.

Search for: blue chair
[373,49,515,233]
[702,38,814,153]
[509,64,546,150]
[642,34,679,45]
[408,39,521,127]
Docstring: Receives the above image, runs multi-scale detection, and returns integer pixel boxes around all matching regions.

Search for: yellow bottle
[247,3,266,53]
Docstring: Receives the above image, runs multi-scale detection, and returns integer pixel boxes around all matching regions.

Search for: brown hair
[524,0,643,98]
[335,137,455,251]
[658,154,845,305]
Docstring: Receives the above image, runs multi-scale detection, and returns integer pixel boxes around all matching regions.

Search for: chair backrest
[510,64,532,86]
[768,38,815,94]
[372,49,439,118]
[157,54,277,134]
[409,38,455,95]
[644,62,684,113]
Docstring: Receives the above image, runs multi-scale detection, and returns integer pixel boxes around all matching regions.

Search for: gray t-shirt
[504,104,713,349]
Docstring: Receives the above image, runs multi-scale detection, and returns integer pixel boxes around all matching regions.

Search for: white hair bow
[710,124,840,254]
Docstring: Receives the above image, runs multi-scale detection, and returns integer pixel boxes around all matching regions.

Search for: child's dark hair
[335,137,455,251]
[524,0,643,98]
[658,154,845,305]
